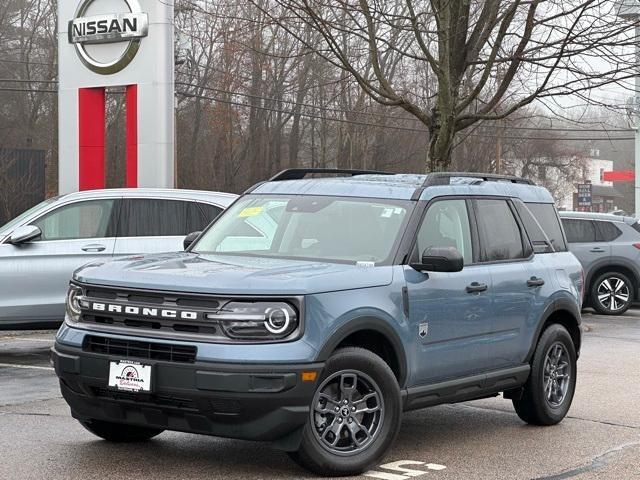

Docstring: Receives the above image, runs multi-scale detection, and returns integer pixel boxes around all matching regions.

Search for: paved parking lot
[0,311,638,480]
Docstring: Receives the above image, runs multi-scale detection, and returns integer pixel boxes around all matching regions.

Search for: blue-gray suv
[52,170,583,476]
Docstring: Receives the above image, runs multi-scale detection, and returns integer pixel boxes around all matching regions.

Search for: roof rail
[268,168,393,182]
[411,172,535,200]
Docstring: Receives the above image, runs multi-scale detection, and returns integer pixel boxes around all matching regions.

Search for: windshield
[0,197,59,237]
[193,195,412,264]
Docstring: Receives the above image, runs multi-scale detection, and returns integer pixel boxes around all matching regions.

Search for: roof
[559,211,637,224]
[253,173,555,203]
[59,188,237,205]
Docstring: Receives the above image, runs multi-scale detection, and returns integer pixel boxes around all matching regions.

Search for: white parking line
[0,337,53,343]
[363,460,447,479]
[0,363,54,371]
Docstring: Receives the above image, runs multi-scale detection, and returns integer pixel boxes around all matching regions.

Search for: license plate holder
[108,360,152,393]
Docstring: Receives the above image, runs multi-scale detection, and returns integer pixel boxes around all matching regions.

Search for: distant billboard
[577,183,592,207]
[602,170,635,182]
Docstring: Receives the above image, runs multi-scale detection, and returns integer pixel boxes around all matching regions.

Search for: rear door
[113,198,220,255]
[0,198,118,324]
[473,198,535,372]
[561,218,610,269]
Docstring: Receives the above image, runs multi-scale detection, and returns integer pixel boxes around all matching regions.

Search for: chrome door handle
[590,248,605,253]
[527,277,545,287]
[466,282,488,293]
[81,244,106,252]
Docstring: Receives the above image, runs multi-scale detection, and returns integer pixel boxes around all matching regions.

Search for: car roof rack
[267,168,393,182]
[411,172,535,200]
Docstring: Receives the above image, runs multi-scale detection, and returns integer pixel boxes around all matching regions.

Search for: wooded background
[0,0,636,219]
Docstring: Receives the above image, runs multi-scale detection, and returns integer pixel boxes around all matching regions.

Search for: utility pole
[617,1,640,215]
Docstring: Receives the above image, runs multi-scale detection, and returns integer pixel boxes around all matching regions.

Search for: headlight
[65,284,83,323]
[210,301,299,340]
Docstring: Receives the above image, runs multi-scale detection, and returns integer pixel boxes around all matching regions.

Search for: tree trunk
[426,111,457,172]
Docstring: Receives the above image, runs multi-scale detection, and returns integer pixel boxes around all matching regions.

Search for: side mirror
[8,225,41,245]
[183,231,202,250]
[411,246,464,273]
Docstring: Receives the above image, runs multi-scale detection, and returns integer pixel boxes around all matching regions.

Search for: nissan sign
[68,0,149,75]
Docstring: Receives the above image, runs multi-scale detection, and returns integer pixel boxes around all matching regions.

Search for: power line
[0,86,56,94]
[176,90,635,141]
[0,58,56,66]
[0,78,57,84]
[176,80,634,133]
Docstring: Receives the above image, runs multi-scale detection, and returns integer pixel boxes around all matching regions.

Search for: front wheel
[79,419,164,442]
[289,347,401,476]
[513,324,577,425]
[591,272,633,315]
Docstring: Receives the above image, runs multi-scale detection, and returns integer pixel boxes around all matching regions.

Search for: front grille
[84,335,197,363]
[79,287,224,340]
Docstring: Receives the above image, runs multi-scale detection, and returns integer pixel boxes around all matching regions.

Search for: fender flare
[525,296,582,363]
[316,316,409,388]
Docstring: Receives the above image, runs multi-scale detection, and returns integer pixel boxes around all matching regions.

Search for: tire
[79,419,164,442]
[590,271,633,315]
[513,324,577,425]
[289,347,402,477]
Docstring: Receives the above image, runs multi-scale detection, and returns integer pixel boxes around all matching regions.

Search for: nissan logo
[68,0,149,75]
[90,302,199,321]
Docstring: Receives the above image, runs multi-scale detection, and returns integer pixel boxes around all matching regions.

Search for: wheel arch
[316,317,408,388]
[526,298,582,362]
[586,262,639,300]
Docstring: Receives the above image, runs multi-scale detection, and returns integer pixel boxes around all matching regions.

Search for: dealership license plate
[108,361,152,393]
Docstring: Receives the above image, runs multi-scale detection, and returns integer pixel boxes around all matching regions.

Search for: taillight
[633,243,640,250]
[579,268,585,303]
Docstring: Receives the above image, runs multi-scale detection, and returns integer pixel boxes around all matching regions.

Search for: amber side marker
[301,371,317,382]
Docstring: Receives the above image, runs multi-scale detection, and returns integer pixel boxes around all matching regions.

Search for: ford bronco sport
[52,170,583,476]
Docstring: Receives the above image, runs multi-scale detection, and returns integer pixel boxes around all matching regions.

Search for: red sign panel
[602,170,635,182]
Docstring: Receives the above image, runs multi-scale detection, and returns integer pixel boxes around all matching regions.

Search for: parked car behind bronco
[560,211,640,315]
[52,170,583,476]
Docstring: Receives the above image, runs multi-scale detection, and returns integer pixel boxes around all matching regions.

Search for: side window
[416,199,472,265]
[475,199,526,261]
[514,201,553,254]
[31,200,116,241]
[117,199,205,237]
[524,202,567,251]
[561,219,597,243]
[595,221,621,242]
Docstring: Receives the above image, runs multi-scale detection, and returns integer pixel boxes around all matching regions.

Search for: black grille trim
[83,335,197,364]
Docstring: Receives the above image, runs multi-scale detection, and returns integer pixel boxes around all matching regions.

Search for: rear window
[525,203,567,251]
[632,221,640,234]
[595,221,621,242]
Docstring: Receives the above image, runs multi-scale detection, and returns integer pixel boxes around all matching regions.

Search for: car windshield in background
[193,195,411,264]
[0,197,59,237]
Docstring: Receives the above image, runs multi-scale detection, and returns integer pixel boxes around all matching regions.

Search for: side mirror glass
[8,225,41,245]
[411,246,464,273]
[183,231,202,250]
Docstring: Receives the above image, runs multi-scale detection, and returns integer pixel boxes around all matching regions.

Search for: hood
[73,252,394,295]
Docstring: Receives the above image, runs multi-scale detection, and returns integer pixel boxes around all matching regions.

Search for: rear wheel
[591,271,633,315]
[289,347,401,476]
[79,419,164,442]
[513,324,577,425]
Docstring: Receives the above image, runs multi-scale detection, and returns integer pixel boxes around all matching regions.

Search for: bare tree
[252,0,639,171]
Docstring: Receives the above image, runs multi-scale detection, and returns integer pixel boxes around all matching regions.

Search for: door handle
[466,282,488,293]
[527,276,545,287]
[81,244,106,252]
[590,248,605,253]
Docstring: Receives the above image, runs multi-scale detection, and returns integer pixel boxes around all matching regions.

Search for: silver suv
[0,188,236,329]
[559,211,640,315]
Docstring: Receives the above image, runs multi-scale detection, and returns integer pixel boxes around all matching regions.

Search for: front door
[0,199,117,325]
[405,198,492,385]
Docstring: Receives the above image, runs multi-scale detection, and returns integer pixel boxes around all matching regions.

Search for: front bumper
[52,342,323,446]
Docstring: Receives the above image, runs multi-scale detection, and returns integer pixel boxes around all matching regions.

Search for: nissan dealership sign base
[58,0,175,193]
